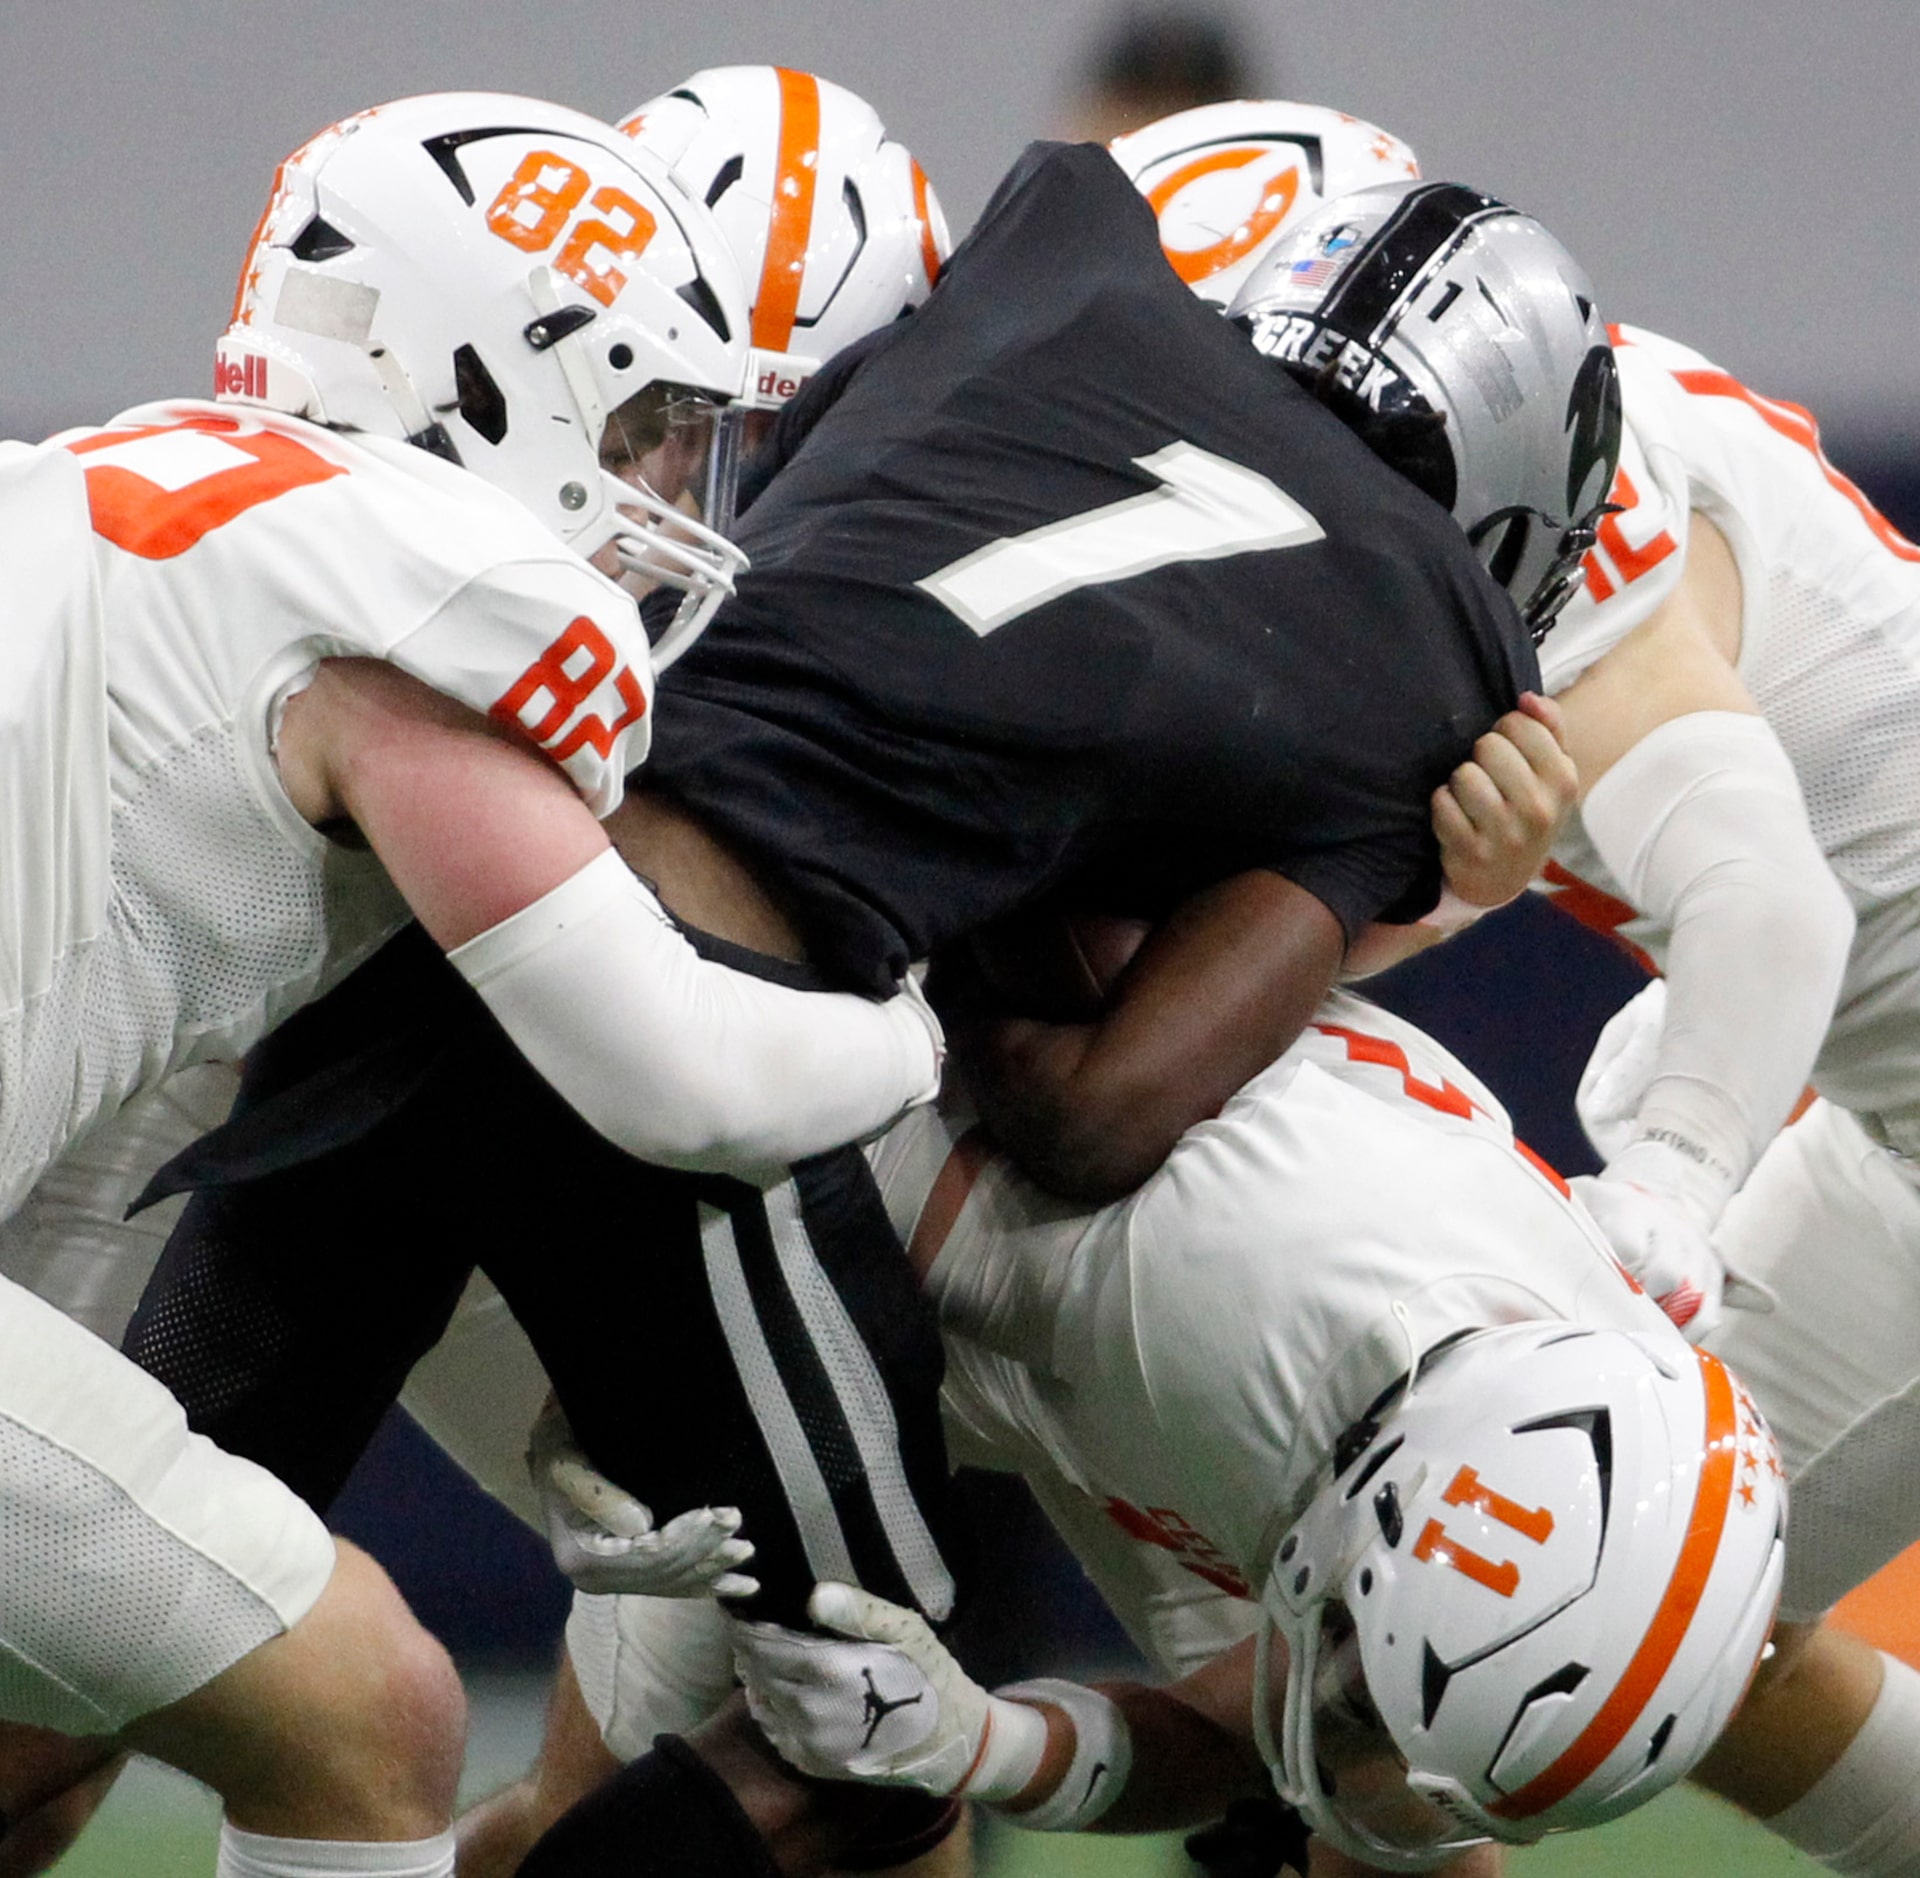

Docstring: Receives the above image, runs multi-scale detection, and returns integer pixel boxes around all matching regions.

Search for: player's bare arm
[275,657,610,948]
[277,657,940,1177]
[957,870,1347,1202]
[1553,509,1748,791]
[962,690,1576,1195]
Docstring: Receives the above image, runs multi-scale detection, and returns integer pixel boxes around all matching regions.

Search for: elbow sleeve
[1581,710,1854,1215]
[449,850,942,1179]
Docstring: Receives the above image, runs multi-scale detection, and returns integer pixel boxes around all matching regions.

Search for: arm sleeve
[1580,709,1854,1219]
[449,849,942,1179]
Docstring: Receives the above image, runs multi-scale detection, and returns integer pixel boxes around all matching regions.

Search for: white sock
[216,1824,455,1878]
[1766,1652,1920,1876]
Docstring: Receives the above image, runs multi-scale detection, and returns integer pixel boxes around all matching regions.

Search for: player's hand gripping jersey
[645,143,1539,993]
[0,402,648,1216]
[1539,326,1920,1121]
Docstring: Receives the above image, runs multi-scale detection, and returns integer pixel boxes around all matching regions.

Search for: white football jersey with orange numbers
[868,991,1670,1603]
[1537,326,1920,1118]
[0,400,651,1216]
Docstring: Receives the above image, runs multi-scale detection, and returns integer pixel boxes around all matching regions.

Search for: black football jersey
[647,142,1538,995]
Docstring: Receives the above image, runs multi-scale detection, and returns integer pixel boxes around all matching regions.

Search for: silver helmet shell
[1231,181,1621,640]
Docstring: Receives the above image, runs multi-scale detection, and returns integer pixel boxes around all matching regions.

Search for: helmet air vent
[677,273,733,345]
[1421,1642,1455,1727]
[1343,1432,1405,1500]
[422,127,552,207]
[453,344,509,445]
[705,154,745,207]
[291,215,356,262]
[1646,1713,1678,1766]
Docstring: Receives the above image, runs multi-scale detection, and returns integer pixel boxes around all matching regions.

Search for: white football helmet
[1254,1324,1784,1869]
[217,93,751,657]
[1110,99,1420,308]
[619,67,949,412]
[1232,181,1622,642]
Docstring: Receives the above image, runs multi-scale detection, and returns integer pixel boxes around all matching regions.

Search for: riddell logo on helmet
[214,353,269,402]
[757,364,810,401]
[746,347,821,410]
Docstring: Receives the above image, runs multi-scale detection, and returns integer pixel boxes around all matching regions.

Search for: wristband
[957,1693,1048,1803]
[990,1679,1131,1831]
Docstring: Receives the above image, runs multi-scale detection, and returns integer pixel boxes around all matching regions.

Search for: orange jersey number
[65,417,344,560]
[484,153,657,309]
[491,615,647,763]
[1411,1464,1556,1600]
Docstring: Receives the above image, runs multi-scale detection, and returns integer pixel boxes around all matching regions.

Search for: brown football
[965,909,1154,1022]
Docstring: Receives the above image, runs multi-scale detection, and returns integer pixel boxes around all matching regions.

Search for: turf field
[61,1533,1920,1875]
[40,1766,1822,1875]
[44,1674,1821,1876]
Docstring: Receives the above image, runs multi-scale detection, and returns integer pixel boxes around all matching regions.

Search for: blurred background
[3,0,1916,473]
[7,2,1913,1869]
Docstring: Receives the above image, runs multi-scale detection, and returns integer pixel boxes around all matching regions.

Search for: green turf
[49,1722,1821,1875]
[972,1783,1824,1873]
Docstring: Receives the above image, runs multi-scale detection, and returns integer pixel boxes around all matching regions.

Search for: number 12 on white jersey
[916,440,1324,637]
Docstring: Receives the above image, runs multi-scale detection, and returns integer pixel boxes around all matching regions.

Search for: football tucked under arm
[960,907,1153,1023]
[942,873,1347,1201]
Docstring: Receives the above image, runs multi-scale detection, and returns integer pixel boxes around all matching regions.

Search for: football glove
[1572,1136,1775,1344]
[527,1403,758,1600]
[734,1583,1046,1799]
[1572,1167,1729,1340]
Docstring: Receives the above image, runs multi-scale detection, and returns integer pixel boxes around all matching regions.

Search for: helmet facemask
[217,94,754,660]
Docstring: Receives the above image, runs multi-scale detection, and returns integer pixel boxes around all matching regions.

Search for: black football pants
[122,923,959,1627]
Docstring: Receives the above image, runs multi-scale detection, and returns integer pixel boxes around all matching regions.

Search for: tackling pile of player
[0,55,1916,1878]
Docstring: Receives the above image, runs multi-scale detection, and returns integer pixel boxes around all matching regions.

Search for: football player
[124,132,1594,1612]
[1108,110,1920,1874]
[0,90,962,1878]
[454,991,1786,1878]
[616,64,950,530]
[1523,319,1920,1876]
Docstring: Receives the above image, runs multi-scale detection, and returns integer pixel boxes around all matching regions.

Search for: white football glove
[1572,1138,1775,1344]
[734,1583,1047,1799]
[1576,980,1668,1163]
[527,1403,758,1600]
[1572,1167,1728,1340]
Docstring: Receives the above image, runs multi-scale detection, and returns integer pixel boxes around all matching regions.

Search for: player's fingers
[809,1581,926,1650]
[1443,759,1508,832]
[1483,707,1569,778]
[549,1457,655,1537]
[1430,783,1479,851]
[1514,689,1568,743]
[1470,729,1569,826]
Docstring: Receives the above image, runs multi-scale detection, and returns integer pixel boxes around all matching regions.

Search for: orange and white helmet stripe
[750,67,824,354]
[1490,1348,1743,1822]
